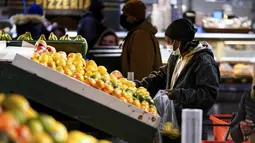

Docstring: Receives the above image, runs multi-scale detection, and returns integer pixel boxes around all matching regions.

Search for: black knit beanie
[165,18,197,41]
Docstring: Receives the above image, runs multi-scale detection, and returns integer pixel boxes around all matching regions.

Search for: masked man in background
[135,18,220,143]
[120,0,162,80]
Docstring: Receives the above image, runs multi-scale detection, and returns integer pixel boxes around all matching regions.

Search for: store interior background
[0,0,255,140]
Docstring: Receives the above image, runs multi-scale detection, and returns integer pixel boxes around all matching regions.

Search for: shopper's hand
[164,89,176,100]
[240,120,255,136]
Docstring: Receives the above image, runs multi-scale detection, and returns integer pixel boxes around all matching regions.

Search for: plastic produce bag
[153,90,180,143]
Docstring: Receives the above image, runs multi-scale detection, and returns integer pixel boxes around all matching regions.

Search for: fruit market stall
[0,40,161,142]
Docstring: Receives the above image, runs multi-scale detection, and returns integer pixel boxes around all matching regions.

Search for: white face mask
[167,40,181,55]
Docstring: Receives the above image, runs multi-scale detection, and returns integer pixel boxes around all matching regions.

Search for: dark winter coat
[10,14,50,40]
[230,92,255,143]
[77,12,106,50]
[136,41,220,142]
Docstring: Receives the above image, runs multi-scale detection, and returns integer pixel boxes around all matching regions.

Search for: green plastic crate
[6,40,88,58]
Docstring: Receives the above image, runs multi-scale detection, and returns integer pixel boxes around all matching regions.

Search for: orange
[16,125,31,141]
[112,88,122,98]
[149,107,158,114]
[141,101,149,108]
[88,78,96,87]
[47,61,56,70]
[84,78,90,86]
[97,66,107,75]
[94,80,105,90]
[110,70,123,79]
[64,69,73,77]
[119,97,127,103]
[0,112,18,130]
[73,73,84,81]
[126,96,134,104]
[103,84,114,94]
[141,106,149,112]
[132,99,141,108]
[67,53,76,59]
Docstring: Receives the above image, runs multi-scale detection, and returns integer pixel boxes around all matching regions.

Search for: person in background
[120,0,162,80]
[77,0,107,50]
[10,3,50,39]
[135,18,220,143]
[230,85,255,143]
[51,26,66,39]
[97,30,119,46]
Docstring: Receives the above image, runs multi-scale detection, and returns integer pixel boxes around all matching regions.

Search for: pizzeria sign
[35,0,91,10]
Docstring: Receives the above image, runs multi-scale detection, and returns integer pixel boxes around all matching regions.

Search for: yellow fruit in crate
[74,53,83,61]
[2,94,30,112]
[64,68,73,76]
[86,65,97,72]
[66,59,74,65]
[73,73,85,81]
[27,119,44,135]
[98,140,112,143]
[58,51,67,58]
[97,66,107,75]
[65,64,76,72]
[51,53,61,61]
[86,60,97,67]
[32,59,40,63]
[39,54,50,63]
[56,58,66,67]
[31,52,40,59]
[119,78,128,84]
[73,60,83,68]
[48,121,68,143]
[85,71,93,77]
[90,72,101,80]
[75,67,85,75]
[47,61,56,70]
[125,81,136,87]
[26,108,38,119]
[0,93,5,104]
[30,132,53,143]
[56,66,64,73]
[82,59,86,67]
[67,130,98,143]
[101,74,110,82]
[38,114,56,132]
[41,51,52,56]
[110,74,118,83]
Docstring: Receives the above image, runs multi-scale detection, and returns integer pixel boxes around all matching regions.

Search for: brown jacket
[121,20,162,80]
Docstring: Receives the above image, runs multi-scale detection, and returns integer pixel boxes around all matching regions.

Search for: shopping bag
[153,90,180,143]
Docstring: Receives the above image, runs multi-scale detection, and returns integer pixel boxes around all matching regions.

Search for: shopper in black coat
[10,4,50,40]
[135,18,220,142]
[230,89,255,143]
[77,0,107,49]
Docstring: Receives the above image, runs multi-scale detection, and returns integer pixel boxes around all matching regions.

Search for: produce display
[220,63,253,83]
[0,30,12,40]
[0,31,86,43]
[0,93,111,143]
[31,40,158,115]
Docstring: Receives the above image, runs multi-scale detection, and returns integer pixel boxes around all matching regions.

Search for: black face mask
[120,14,131,30]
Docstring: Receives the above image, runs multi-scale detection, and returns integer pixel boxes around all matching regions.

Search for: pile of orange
[0,93,111,143]
[31,40,157,115]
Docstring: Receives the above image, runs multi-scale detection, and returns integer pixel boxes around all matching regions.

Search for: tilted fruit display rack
[0,54,160,143]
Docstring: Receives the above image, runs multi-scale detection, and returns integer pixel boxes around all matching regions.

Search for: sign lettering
[56,0,62,9]
[39,0,91,10]
[71,0,78,9]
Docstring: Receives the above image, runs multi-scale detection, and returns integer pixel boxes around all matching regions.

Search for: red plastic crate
[202,141,234,143]
[209,114,232,141]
